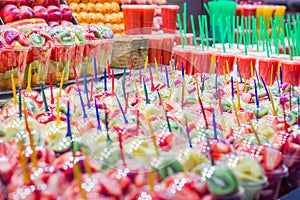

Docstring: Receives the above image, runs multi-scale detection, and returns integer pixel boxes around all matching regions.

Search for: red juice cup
[236,54,257,79]
[243,5,257,17]
[258,57,279,86]
[175,33,194,46]
[147,35,163,64]
[260,165,288,200]
[162,34,175,65]
[173,45,194,74]
[161,5,179,34]
[122,5,141,35]
[141,5,155,34]
[281,59,300,86]
[215,52,235,75]
[236,5,243,17]
[193,49,212,74]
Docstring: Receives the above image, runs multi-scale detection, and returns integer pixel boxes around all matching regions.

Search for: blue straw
[165,66,170,88]
[115,94,128,124]
[104,68,107,92]
[298,98,300,130]
[77,87,87,118]
[94,57,98,83]
[254,79,259,108]
[261,76,270,101]
[255,67,260,88]
[181,62,184,78]
[276,74,281,94]
[66,101,72,138]
[212,108,218,141]
[143,77,150,104]
[280,66,283,85]
[84,68,90,109]
[184,114,193,148]
[215,62,218,100]
[94,98,101,130]
[231,76,234,100]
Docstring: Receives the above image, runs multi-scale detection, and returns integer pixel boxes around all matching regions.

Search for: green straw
[259,16,265,52]
[177,13,184,48]
[239,16,244,47]
[232,16,235,45]
[190,15,197,46]
[198,15,204,51]
[204,15,209,50]
[212,14,216,48]
[247,17,251,46]
[254,16,259,52]
[183,2,187,46]
[236,16,240,48]
[285,23,293,60]
[265,23,270,58]
[218,17,226,53]
[226,17,232,49]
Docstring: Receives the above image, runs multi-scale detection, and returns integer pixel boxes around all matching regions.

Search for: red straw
[107,60,111,79]
[49,72,54,104]
[112,70,115,94]
[139,67,142,84]
[118,129,126,167]
[72,66,79,87]
[160,55,163,73]
[136,110,139,136]
[218,90,223,114]
[290,86,292,111]
[90,74,94,101]
[125,92,129,113]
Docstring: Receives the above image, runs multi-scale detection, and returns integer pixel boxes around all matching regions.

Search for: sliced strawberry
[261,147,283,171]
[241,92,253,103]
[18,33,30,46]
[211,142,231,154]
[98,174,122,197]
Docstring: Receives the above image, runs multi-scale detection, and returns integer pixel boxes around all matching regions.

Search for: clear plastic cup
[141,5,155,34]
[48,44,75,83]
[283,155,300,188]
[281,59,300,86]
[122,5,142,35]
[258,57,279,86]
[69,42,85,79]
[236,54,257,80]
[162,34,175,65]
[26,45,52,86]
[173,45,195,74]
[175,33,194,46]
[99,39,114,73]
[239,177,268,200]
[214,187,245,200]
[0,48,30,90]
[214,52,235,75]
[161,5,179,34]
[260,165,288,200]
[147,35,163,64]
[83,40,101,76]
[192,49,213,74]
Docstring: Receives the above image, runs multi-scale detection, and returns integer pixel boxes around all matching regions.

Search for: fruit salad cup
[193,49,213,74]
[215,52,236,75]
[25,30,53,86]
[84,40,102,76]
[258,57,279,86]
[236,54,257,80]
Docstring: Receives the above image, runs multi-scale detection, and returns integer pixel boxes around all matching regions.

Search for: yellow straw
[250,61,254,81]
[154,57,159,80]
[73,154,87,200]
[268,88,277,116]
[169,61,174,75]
[143,56,148,75]
[270,65,274,85]
[244,74,247,92]
[190,54,194,75]
[148,121,159,156]
[26,64,32,92]
[83,152,92,176]
[149,169,155,193]
[58,70,65,98]
[168,73,175,101]
[236,82,241,110]
[232,101,241,127]
[226,60,230,77]
[249,121,262,145]
[19,141,30,184]
[11,74,17,105]
[132,69,139,94]
[56,96,61,125]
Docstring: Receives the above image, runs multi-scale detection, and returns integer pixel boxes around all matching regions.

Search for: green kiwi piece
[57,32,74,45]
[286,111,297,125]
[29,33,46,47]
[48,136,72,153]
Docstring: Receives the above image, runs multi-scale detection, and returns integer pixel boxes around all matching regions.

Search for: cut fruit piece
[261,146,283,171]
[28,33,46,47]
[48,136,72,153]
[57,32,74,46]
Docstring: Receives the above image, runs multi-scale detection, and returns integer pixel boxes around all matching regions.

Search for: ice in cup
[281,59,300,86]
[236,54,257,79]
[141,5,155,34]
[258,57,279,86]
[122,5,141,35]
[260,165,288,200]
[173,45,195,74]
[147,35,162,64]
[161,5,179,34]
[162,34,175,65]
[193,49,213,74]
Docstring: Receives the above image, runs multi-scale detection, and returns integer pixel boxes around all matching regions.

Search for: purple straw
[231,76,234,99]
[94,98,101,130]
[165,66,170,88]
[115,94,128,124]
[212,108,218,141]
[104,68,107,91]
[77,87,87,118]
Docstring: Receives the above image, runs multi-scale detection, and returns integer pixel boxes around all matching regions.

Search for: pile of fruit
[0,0,74,27]
[0,58,299,199]
[68,0,124,35]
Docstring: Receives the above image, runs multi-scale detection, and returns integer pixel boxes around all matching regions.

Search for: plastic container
[69,42,85,79]
[84,40,102,76]
[173,45,195,74]
[193,49,213,74]
[283,155,300,188]
[215,52,235,75]
[141,5,155,34]
[26,46,52,86]
[236,54,257,80]
[162,34,175,65]
[48,44,75,83]
[161,5,179,34]
[258,57,279,86]
[147,35,163,64]
[122,5,141,35]
[281,59,300,86]
[239,177,268,200]
[175,33,194,46]
[214,187,245,200]
[0,48,30,90]
[260,165,288,200]
[97,39,114,74]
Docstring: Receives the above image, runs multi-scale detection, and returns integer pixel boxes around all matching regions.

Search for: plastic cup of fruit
[25,45,52,86]
[239,177,268,200]
[95,39,114,74]
[0,47,30,91]
[213,187,245,200]
[214,51,236,75]
[236,54,257,80]
[147,34,163,65]
[281,59,300,86]
[83,40,102,77]
[260,165,288,200]
[283,155,300,189]
[48,44,75,84]
[173,45,195,74]
[161,5,179,34]
[69,41,85,79]
[192,49,213,74]
[258,57,279,86]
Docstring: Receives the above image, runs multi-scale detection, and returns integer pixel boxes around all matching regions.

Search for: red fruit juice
[281,59,300,86]
[141,5,155,34]
[193,50,212,74]
[162,34,174,65]
[215,52,235,75]
[147,35,162,64]
[122,5,141,35]
[258,57,279,86]
[236,55,257,79]
[161,5,179,34]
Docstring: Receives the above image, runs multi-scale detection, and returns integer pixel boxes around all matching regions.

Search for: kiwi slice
[57,32,74,45]
[286,111,297,125]
[158,159,184,180]
[75,31,86,42]
[28,33,45,47]
[48,136,72,153]
[101,150,131,169]
[222,100,232,111]
[205,166,238,195]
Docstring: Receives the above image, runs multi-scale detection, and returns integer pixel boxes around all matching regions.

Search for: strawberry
[261,147,283,171]
[241,92,253,103]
